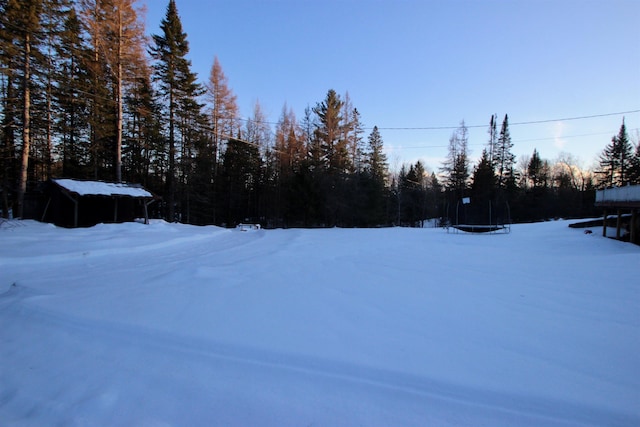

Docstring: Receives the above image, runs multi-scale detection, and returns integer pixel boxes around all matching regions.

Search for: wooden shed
[42,179,156,228]
[595,184,640,244]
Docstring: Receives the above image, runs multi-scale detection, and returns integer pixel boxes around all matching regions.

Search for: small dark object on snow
[584,229,593,234]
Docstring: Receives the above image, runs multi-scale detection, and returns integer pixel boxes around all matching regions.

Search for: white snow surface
[1,220,638,426]
[53,178,153,198]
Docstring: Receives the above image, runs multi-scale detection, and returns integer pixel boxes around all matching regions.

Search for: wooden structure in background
[595,185,640,244]
[42,179,156,228]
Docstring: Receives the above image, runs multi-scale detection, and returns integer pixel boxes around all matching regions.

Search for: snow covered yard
[1,220,638,426]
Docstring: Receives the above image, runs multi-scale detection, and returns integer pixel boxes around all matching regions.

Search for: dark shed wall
[42,189,75,227]
[81,196,137,225]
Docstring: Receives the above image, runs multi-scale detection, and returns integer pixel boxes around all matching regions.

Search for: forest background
[2,0,640,228]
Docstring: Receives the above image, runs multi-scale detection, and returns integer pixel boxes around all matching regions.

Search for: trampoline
[446,198,511,234]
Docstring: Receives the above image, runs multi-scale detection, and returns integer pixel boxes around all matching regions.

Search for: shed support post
[631,209,637,244]
[488,200,492,233]
[41,197,51,222]
[602,209,607,237]
[616,209,622,239]
[144,199,155,225]
[113,198,118,223]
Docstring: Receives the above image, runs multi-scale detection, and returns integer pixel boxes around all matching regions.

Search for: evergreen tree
[90,0,146,182]
[527,148,546,188]
[440,120,470,199]
[123,59,163,188]
[3,0,44,217]
[341,92,364,173]
[408,160,426,226]
[221,137,262,226]
[348,107,365,173]
[365,126,388,184]
[629,142,640,185]
[80,0,117,180]
[487,113,497,164]
[395,161,427,227]
[310,89,352,225]
[56,6,91,178]
[150,0,203,220]
[597,119,633,187]
[0,0,21,216]
[363,125,388,225]
[468,149,497,225]
[37,0,70,181]
[425,172,443,221]
[394,164,407,225]
[313,89,348,173]
[471,149,496,201]
[183,111,213,224]
[598,137,617,188]
[305,104,323,171]
[494,114,516,190]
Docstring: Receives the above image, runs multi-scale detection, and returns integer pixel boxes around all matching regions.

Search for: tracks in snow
[2,283,633,427]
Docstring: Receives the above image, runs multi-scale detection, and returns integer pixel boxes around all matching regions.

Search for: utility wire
[384,128,640,150]
[375,110,640,131]
[230,109,640,131]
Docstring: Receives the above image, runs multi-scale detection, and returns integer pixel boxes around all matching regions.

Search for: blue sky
[142,0,640,172]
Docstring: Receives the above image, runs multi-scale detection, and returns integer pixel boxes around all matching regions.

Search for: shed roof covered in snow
[52,178,153,199]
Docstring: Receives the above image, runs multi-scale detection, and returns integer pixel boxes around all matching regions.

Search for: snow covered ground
[1,219,638,426]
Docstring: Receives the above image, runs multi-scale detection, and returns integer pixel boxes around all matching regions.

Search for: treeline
[0,0,391,226]
[2,0,639,227]
[433,116,640,225]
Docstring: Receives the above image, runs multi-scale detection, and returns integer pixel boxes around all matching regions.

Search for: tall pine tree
[494,114,516,191]
[471,148,496,202]
[313,89,348,173]
[629,141,640,185]
[363,126,388,225]
[150,0,202,220]
[440,120,470,200]
[366,126,388,185]
[56,5,91,178]
[99,0,146,182]
[598,118,633,188]
[123,58,163,188]
[487,113,497,165]
[527,148,547,189]
[3,0,44,217]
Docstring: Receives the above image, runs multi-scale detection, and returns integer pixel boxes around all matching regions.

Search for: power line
[375,110,640,131]
[384,128,640,151]
[509,110,640,126]
[229,109,640,132]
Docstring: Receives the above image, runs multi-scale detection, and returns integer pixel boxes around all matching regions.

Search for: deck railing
[595,185,640,203]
